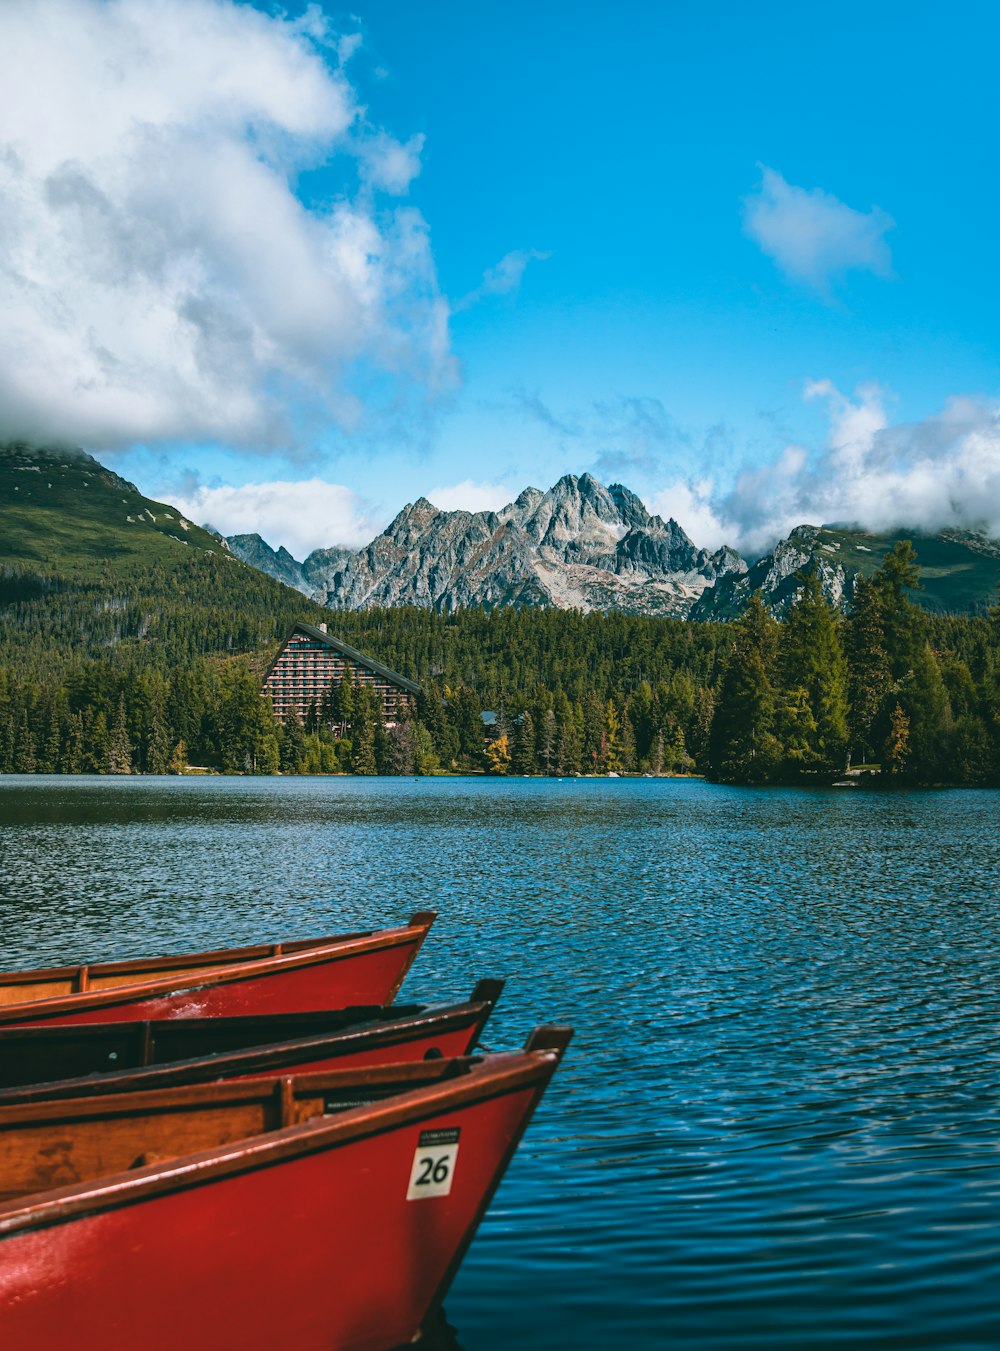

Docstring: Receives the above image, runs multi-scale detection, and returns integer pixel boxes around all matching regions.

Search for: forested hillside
[1,547,999,784]
[2,443,999,785]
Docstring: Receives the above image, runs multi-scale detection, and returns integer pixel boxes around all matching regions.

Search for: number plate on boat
[407,1127,460,1200]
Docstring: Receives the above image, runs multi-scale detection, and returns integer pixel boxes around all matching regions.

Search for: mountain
[223,534,354,595]
[690,523,1000,619]
[227,473,746,617]
[1,439,227,578]
[0,441,334,674]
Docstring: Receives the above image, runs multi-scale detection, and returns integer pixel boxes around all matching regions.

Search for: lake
[2,775,1000,1349]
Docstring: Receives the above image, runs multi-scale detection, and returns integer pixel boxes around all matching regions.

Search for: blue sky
[1,1,997,556]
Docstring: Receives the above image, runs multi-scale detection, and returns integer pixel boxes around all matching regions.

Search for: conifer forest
[1,542,999,786]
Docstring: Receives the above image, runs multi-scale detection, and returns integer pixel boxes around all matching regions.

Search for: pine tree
[351,720,377,774]
[512,712,539,775]
[779,569,849,775]
[650,728,665,776]
[86,710,109,773]
[108,698,133,774]
[64,712,85,774]
[350,684,379,774]
[333,667,355,730]
[901,643,952,783]
[146,713,171,775]
[14,708,37,773]
[883,703,910,777]
[707,596,780,784]
[539,707,556,775]
[616,703,637,771]
[845,575,891,764]
[556,699,582,775]
[279,708,308,774]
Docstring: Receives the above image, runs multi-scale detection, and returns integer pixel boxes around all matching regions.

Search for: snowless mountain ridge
[225,472,746,618]
[221,472,1000,619]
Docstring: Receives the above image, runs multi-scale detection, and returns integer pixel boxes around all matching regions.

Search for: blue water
[2,775,1000,1350]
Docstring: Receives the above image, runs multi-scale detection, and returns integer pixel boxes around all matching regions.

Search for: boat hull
[0,914,435,1028]
[0,1036,569,1351]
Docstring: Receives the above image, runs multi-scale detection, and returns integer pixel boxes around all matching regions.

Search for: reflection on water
[3,776,1000,1350]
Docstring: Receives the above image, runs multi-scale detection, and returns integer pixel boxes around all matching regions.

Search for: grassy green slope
[0,441,227,577]
[817,526,1000,612]
[0,442,332,675]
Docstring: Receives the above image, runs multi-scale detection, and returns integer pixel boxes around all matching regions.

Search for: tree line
[0,541,998,784]
[706,543,1000,785]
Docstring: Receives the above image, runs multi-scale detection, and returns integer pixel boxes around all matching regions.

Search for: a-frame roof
[264,621,421,697]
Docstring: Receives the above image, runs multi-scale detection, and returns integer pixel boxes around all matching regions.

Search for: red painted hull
[0,916,434,1029]
[0,1041,568,1351]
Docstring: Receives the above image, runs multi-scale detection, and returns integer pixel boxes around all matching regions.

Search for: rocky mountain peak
[608,482,654,530]
[271,471,748,617]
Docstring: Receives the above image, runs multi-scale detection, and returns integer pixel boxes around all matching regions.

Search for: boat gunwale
[0,911,437,984]
[0,912,436,1026]
[0,983,504,1105]
[0,1030,571,1238]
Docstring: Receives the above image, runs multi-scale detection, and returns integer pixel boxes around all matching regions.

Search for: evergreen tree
[539,707,557,775]
[707,596,780,784]
[86,710,109,773]
[556,696,582,775]
[650,727,665,776]
[845,575,891,764]
[778,569,849,775]
[883,703,911,777]
[108,698,133,774]
[333,667,355,730]
[899,643,952,783]
[451,686,484,760]
[279,708,308,774]
[512,711,539,775]
[350,684,379,774]
[616,702,637,771]
[14,707,37,773]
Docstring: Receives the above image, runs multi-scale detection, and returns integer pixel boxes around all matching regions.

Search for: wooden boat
[0,978,505,1103]
[0,911,436,1028]
[0,1028,571,1351]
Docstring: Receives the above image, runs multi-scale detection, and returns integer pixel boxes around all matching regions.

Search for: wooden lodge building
[262,622,420,727]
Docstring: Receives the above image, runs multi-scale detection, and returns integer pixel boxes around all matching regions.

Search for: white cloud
[0,0,453,451]
[454,249,549,312]
[743,166,894,294]
[645,480,731,552]
[650,383,1000,556]
[360,132,425,194]
[427,480,513,513]
[170,478,384,558]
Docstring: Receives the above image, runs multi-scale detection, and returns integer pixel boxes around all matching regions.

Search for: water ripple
[2,776,1000,1349]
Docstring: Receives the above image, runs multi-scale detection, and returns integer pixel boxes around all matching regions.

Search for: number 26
[417,1155,451,1185]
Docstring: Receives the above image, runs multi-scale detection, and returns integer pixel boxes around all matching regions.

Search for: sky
[1,0,998,558]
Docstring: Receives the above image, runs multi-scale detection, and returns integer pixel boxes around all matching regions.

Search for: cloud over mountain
[171,477,383,558]
[652,384,1000,556]
[0,0,454,451]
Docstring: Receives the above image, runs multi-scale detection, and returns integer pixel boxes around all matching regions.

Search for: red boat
[0,1029,571,1351]
[0,979,505,1103]
[0,911,436,1028]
